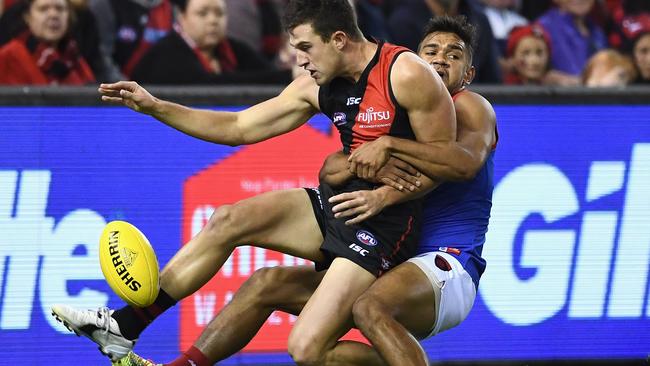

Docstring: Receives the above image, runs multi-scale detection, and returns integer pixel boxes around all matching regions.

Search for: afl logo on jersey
[356,230,378,246]
[333,112,347,126]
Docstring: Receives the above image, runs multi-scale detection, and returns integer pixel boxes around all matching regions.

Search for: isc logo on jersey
[99,221,160,307]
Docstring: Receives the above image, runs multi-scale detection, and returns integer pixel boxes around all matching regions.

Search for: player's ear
[464,65,476,86]
[331,31,348,51]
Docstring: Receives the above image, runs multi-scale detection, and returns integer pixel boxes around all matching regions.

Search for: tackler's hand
[377,157,422,192]
[348,136,391,180]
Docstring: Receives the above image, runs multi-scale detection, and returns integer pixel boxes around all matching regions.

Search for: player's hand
[99,81,158,115]
[377,157,421,192]
[348,136,391,180]
[329,189,386,225]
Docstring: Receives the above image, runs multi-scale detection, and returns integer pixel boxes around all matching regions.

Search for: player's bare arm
[348,52,457,180]
[318,151,354,187]
[332,92,496,225]
[381,91,496,181]
[349,89,495,182]
[320,150,431,225]
[319,150,422,191]
[99,75,320,146]
[330,175,437,225]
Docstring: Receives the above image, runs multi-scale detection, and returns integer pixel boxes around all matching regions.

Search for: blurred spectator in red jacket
[504,24,551,85]
[0,0,95,85]
[0,0,112,81]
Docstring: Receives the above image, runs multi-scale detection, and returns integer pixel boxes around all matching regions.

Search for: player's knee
[353,293,391,333]
[203,204,241,244]
[287,332,322,365]
[245,267,285,302]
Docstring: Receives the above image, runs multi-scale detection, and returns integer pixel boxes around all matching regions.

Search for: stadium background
[0,85,649,365]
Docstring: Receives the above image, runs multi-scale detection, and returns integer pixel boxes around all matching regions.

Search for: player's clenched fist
[99,81,158,115]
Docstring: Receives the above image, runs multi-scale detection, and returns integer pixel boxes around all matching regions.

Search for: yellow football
[99,221,159,307]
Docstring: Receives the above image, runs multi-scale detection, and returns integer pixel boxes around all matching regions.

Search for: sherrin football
[99,221,159,307]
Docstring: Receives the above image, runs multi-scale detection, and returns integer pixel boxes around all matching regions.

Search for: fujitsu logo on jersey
[356,107,391,124]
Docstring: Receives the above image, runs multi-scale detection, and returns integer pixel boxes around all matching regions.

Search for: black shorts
[305,179,422,277]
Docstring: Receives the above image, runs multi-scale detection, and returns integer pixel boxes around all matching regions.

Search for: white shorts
[408,251,477,338]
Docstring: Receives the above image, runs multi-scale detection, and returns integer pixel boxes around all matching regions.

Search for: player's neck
[343,39,378,83]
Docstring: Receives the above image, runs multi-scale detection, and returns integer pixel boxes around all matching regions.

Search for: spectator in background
[130,0,289,85]
[224,0,283,61]
[87,0,173,80]
[275,33,308,79]
[0,0,18,13]
[537,0,608,79]
[0,0,111,80]
[613,11,650,84]
[0,0,95,85]
[582,48,637,87]
[629,26,650,84]
[388,0,502,83]
[503,24,551,85]
[353,0,391,41]
[480,0,528,55]
[604,0,650,49]
[518,0,552,21]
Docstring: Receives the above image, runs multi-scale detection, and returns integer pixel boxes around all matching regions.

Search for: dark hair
[282,0,363,42]
[170,0,189,12]
[420,15,477,64]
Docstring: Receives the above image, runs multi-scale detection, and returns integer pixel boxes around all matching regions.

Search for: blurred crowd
[0,0,648,87]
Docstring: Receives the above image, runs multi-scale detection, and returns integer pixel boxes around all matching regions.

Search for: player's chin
[313,75,330,86]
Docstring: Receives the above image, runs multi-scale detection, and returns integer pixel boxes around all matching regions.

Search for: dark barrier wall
[0,87,649,365]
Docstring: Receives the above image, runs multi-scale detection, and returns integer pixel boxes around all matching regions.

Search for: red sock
[164,346,210,366]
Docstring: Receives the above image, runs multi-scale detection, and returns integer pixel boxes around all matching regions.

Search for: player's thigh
[360,261,437,338]
[289,258,376,353]
[227,188,324,261]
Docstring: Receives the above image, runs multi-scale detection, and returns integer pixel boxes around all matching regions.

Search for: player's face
[512,35,549,82]
[418,32,473,94]
[289,24,341,85]
[179,0,227,50]
[24,0,69,44]
[633,33,650,80]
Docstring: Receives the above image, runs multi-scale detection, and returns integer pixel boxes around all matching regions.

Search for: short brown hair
[282,0,363,42]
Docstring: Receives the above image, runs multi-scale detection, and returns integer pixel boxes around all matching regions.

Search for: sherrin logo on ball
[99,221,160,307]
